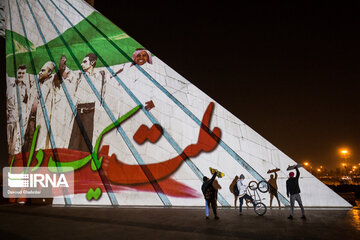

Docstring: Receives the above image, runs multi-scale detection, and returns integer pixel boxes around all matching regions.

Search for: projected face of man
[38,65,52,81]
[81,56,93,72]
[17,68,26,82]
[134,51,149,66]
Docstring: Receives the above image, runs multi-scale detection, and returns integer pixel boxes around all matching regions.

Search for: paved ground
[0,204,359,240]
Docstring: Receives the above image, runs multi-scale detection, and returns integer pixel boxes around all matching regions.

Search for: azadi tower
[3,0,350,207]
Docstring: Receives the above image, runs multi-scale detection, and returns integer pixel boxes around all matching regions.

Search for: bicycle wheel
[257,180,269,193]
[254,202,267,216]
[248,181,257,190]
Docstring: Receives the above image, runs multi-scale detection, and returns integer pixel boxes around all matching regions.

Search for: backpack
[205,186,214,200]
[233,183,239,196]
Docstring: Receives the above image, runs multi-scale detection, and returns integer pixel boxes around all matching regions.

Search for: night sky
[1,1,359,170]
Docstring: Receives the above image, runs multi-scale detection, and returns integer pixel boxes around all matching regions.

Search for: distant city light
[317,168,321,172]
[304,162,309,166]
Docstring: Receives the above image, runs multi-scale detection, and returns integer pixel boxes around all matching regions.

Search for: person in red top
[286,166,306,220]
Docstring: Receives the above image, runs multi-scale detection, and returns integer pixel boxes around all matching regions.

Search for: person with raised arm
[286,166,306,220]
[202,170,220,220]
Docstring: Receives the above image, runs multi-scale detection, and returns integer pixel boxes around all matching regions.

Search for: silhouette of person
[212,179,222,211]
[229,175,239,208]
[202,171,220,220]
[286,166,306,220]
[268,170,281,208]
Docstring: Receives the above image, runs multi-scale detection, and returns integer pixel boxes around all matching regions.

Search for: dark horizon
[1,1,359,171]
[94,0,360,170]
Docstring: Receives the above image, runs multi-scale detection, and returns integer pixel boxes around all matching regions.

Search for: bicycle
[245,180,269,216]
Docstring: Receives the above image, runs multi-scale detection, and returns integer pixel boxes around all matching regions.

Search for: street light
[339,148,350,162]
[339,149,351,175]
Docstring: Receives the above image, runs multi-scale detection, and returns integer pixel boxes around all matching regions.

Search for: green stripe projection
[6,11,144,77]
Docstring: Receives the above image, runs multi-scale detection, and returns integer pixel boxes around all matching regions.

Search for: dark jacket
[201,173,217,199]
[286,167,300,197]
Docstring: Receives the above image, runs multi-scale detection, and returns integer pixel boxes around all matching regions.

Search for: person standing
[286,166,306,219]
[7,76,19,155]
[229,175,239,208]
[237,174,255,215]
[60,53,108,152]
[212,178,222,212]
[32,61,55,151]
[202,171,219,220]
[267,170,281,208]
